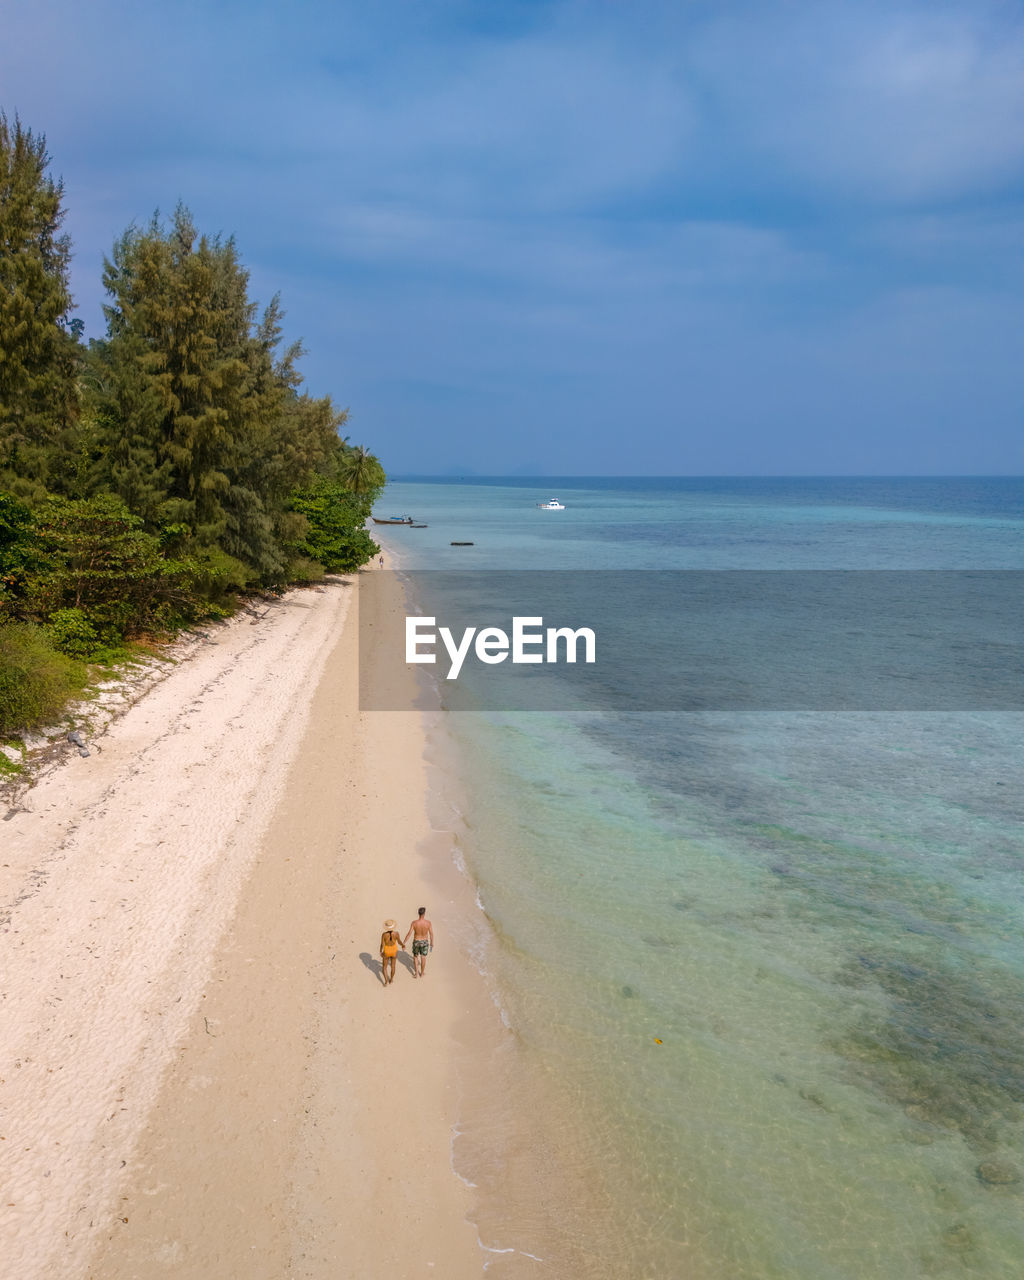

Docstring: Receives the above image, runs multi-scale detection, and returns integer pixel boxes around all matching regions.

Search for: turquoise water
[375,479,1024,1278]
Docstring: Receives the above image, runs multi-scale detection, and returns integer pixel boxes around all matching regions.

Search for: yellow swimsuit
[383,932,399,958]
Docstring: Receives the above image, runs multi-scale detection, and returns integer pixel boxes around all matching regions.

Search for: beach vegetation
[337,444,387,496]
[0,114,387,740]
[179,545,252,609]
[46,607,102,659]
[88,207,342,573]
[282,556,325,584]
[0,621,86,735]
[0,114,80,499]
[21,494,191,638]
[287,478,381,573]
[0,491,35,609]
[0,750,23,778]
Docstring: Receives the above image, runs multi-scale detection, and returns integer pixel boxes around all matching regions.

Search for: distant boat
[372,515,414,525]
[536,499,565,510]
[409,523,428,528]
[450,541,474,546]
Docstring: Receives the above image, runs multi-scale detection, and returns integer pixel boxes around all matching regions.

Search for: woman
[379,918,404,986]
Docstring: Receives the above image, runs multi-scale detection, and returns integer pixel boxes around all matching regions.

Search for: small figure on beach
[379,555,384,568]
[404,907,434,978]
[380,919,405,985]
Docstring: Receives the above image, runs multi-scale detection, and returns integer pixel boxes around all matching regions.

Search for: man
[403,907,434,979]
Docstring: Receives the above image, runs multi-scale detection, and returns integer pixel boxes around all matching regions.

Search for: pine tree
[230,296,350,565]
[0,114,78,492]
[81,330,172,521]
[97,206,350,578]
[99,207,250,547]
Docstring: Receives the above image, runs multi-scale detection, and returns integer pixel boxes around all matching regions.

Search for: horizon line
[386,472,1024,480]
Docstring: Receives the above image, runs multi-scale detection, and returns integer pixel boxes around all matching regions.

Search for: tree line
[1,113,385,739]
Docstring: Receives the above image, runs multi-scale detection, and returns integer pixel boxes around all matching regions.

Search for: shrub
[181,545,253,605]
[47,607,102,659]
[287,481,379,572]
[0,622,86,735]
[0,750,22,778]
[25,495,191,637]
[284,556,325,584]
[0,491,36,614]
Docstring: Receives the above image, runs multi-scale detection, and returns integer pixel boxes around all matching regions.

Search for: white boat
[536,498,565,510]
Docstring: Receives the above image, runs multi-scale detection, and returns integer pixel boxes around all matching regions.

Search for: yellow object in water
[653,1038,663,1044]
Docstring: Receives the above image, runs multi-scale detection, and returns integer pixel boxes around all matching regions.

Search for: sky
[3,0,1024,475]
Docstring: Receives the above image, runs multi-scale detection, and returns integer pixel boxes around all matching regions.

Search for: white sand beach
[0,571,491,1279]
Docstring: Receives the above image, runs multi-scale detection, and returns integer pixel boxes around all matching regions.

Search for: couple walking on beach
[380,908,434,985]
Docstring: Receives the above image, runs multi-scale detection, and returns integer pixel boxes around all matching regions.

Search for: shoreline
[373,524,620,1277]
[0,571,488,1278]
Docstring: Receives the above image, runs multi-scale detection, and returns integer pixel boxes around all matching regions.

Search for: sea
[371,477,1024,1280]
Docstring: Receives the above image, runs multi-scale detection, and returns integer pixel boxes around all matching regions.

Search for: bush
[0,749,22,777]
[323,524,379,572]
[287,481,379,572]
[25,495,191,637]
[0,622,86,735]
[0,490,36,614]
[44,606,124,665]
[182,545,254,606]
[284,556,325,584]
[47,607,103,659]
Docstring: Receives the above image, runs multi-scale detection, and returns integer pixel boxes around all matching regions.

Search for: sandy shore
[0,572,490,1278]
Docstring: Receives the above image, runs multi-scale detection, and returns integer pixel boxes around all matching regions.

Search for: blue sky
[3,0,1023,474]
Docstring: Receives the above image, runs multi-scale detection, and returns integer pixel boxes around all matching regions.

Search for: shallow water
[377,478,1024,1278]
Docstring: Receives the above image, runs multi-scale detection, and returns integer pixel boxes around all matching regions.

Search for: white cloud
[268,32,695,216]
[4,0,1023,472]
[690,4,1024,203]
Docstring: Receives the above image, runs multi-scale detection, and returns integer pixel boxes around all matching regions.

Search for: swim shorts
[413,939,429,957]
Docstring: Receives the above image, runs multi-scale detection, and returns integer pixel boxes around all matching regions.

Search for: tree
[23,494,188,637]
[95,206,353,579]
[218,295,348,573]
[0,491,35,614]
[288,480,380,573]
[0,115,79,492]
[98,206,246,546]
[78,333,172,519]
[337,444,386,497]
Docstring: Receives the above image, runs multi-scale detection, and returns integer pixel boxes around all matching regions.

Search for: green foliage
[24,494,190,637]
[0,491,31,549]
[336,443,386,498]
[47,607,101,659]
[92,207,350,578]
[288,480,380,573]
[0,490,34,611]
[77,336,172,518]
[0,115,388,717]
[284,556,325,584]
[0,621,85,734]
[0,114,80,492]
[179,544,253,607]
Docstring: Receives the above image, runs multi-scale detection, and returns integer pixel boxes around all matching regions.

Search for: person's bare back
[403,907,434,978]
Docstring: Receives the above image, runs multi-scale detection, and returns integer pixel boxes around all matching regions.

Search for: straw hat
[383,919,397,929]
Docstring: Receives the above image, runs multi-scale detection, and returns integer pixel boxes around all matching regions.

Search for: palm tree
[338,444,385,496]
